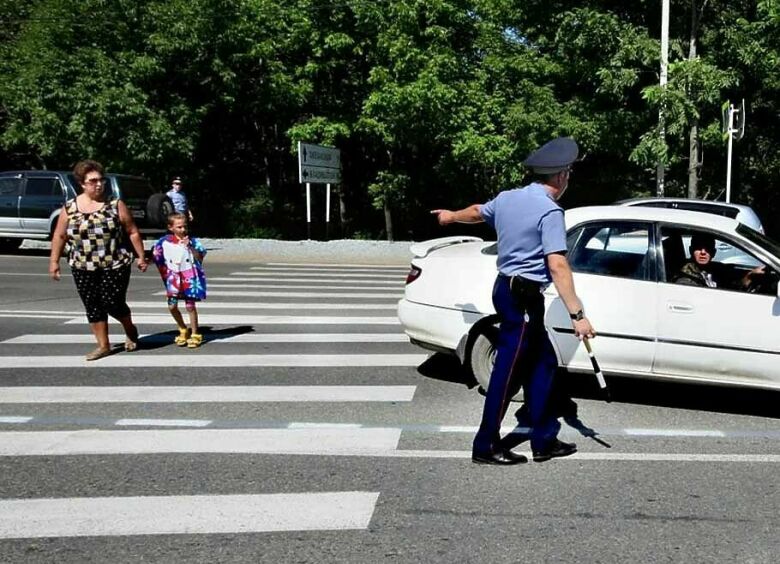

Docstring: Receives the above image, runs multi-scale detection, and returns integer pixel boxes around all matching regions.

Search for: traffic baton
[583,338,611,403]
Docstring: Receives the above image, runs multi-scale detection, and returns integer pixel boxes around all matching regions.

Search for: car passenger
[674,233,764,290]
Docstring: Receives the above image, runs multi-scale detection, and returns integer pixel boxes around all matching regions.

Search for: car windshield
[737,223,780,259]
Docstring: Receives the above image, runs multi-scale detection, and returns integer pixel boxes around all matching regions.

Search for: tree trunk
[688,122,699,199]
[384,201,394,242]
[687,0,699,198]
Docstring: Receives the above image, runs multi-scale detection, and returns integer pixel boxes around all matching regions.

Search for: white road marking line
[2,333,408,345]
[212,277,403,285]
[0,416,33,424]
[208,283,402,290]
[0,310,79,315]
[0,428,402,456]
[66,314,401,325]
[0,331,409,345]
[288,422,363,429]
[0,492,380,538]
[0,314,74,320]
[379,451,780,463]
[625,428,727,437]
[0,354,427,369]
[265,262,407,269]
[116,418,212,427]
[230,271,405,279]
[0,386,416,403]
[130,301,398,310]
[156,290,402,298]
[250,266,407,273]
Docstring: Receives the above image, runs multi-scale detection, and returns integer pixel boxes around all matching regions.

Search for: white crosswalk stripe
[3,333,408,344]
[66,314,401,325]
[0,492,380,538]
[0,354,426,368]
[0,385,417,403]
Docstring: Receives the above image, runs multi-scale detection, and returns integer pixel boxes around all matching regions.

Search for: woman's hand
[136,257,149,272]
[49,260,61,281]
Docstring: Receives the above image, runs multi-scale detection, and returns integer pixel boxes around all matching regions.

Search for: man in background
[167,176,193,223]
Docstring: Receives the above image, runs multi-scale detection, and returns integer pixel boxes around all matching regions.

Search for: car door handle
[667,302,693,313]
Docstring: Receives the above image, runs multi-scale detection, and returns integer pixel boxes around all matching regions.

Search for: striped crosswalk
[0,261,417,540]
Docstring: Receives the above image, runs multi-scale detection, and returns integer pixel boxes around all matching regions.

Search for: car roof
[566,205,741,233]
[617,196,753,211]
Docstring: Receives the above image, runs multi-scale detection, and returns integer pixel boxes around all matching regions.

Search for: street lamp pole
[657,0,669,197]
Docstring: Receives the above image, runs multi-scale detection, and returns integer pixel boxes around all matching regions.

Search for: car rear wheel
[146,193,175,228]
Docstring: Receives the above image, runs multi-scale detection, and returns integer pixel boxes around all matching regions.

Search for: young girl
[152,213,207,348]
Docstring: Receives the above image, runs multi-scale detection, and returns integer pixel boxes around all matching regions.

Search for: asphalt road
[0,248,778,563]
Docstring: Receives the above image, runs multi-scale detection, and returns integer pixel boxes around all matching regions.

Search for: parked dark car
[0,170,172,249]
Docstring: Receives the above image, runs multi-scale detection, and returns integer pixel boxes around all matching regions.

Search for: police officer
[432,137,596,465]
[166,176,193,222]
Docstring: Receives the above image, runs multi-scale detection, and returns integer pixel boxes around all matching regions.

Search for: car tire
[467,320,524,401]
[146,193,175,228]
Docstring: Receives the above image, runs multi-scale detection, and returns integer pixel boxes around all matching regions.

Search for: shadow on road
[416,352,478,389]
[596,375,780,419]
[135,325,254,351]
[416,352,780,420]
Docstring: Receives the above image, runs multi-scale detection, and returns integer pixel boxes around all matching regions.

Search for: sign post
[722,99,745,203]
[298,142,341,240]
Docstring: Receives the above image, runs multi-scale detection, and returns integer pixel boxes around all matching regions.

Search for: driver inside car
[674,233,765,290]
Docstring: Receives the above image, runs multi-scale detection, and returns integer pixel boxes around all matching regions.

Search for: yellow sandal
[186,333,203,348]
[174,328,190,346]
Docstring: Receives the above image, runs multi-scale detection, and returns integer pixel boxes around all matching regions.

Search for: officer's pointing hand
[430,209,454,226]
[573,317,596,341]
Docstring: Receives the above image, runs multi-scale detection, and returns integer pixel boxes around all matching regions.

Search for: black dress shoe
[498,432,530,451]
[532,439,577,462]
[472,450,527,465]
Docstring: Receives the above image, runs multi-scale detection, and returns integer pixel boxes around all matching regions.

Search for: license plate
[131,209,145,219]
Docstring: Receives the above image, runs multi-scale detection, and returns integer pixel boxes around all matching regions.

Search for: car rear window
[24,177,61,197]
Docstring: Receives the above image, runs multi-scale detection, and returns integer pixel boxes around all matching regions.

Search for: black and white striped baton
[583,338,611,403]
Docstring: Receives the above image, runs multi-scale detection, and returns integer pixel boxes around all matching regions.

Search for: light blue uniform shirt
[166,189,189,214]
[479,183,567,284]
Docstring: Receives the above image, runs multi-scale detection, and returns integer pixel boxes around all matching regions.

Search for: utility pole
[657,0,670,196]
[723,100,745,203]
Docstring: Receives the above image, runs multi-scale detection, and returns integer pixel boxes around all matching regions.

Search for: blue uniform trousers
[472,275,560,455]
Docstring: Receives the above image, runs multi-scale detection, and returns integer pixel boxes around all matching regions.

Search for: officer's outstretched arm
[430,204,484,225]
[547,252,596,340]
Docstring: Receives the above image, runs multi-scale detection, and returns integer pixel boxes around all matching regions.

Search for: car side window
[24,177,61,197]
[567,222,652,281]
[0,178,22,196]
[661,227,772,294]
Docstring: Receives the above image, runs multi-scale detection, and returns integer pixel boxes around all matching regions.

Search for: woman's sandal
[85,347,112,361]
[125,325,139,352]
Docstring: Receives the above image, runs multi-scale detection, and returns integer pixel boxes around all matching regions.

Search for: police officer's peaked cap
[523,137,579,174]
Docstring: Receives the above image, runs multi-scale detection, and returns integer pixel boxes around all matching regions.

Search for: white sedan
[398,206,780,394]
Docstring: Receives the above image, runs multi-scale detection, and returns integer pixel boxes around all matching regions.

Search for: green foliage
[227,184,280,239]
[1,0,779,238]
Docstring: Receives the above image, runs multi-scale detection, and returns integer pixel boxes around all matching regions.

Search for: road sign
[300,165,341,184]
[298,142,341,184]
